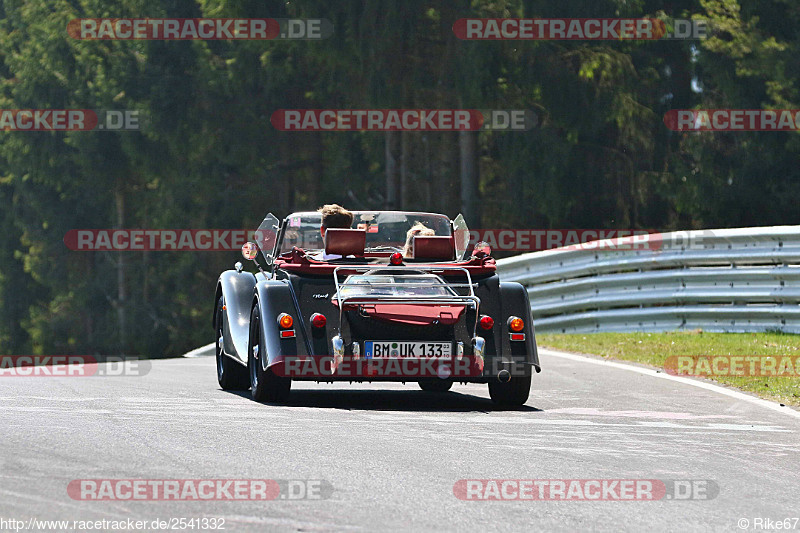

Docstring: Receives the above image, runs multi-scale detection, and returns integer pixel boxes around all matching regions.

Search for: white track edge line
[540,348,800,420]
[183,343,215,358]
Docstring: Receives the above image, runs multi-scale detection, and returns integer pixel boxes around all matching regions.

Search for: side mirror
[242,242,259,261]
[473,241,492,257]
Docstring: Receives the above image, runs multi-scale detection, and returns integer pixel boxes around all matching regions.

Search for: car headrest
[412,235,455,261]
[323,228,366,257]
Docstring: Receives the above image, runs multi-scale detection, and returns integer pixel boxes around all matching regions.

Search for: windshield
[338,274,457,298]
[254,213,280,263]
[452,213,470,261]
[279,211,453,254]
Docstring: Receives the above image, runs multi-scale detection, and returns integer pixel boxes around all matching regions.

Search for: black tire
[216,297,250,390]
[488,375,531,406]
[248,305,292,403]
[418,379,453,392]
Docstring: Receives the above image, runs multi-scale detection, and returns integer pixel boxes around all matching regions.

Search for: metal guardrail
[495,226,800,334]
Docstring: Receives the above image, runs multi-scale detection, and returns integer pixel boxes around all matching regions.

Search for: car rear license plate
[365,341,452,359]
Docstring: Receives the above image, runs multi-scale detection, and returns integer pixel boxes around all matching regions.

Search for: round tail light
[311,313,327,328]
[278,313,294,329]
[479,315,494,330]
[508,316,524,332]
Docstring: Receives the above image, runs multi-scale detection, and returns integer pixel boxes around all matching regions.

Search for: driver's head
[318,204,353,237]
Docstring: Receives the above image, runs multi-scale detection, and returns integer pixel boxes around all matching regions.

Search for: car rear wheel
[216,297,249,390]
[418,379,453,392]
[488,375,531,406]
[248,305,292,403]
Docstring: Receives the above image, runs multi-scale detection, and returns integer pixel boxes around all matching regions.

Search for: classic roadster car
[213,211,540,405]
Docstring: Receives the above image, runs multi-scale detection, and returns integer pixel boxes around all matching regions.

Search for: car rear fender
[499,281,541,372]
[254,280,311,369]
[216,270,257,365]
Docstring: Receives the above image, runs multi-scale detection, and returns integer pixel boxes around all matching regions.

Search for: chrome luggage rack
[332,265,482,338]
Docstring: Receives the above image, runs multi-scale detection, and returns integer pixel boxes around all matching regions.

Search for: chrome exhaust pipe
[332,335,345,357]
[331,335,345,374]
[497,369,511,383]
[472,336,485,358]
[471,337,486,373]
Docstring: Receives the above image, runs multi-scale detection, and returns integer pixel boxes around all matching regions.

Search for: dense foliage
[0,0,798,356]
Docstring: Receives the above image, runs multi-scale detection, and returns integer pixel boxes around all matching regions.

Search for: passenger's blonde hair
[403,222,435,258]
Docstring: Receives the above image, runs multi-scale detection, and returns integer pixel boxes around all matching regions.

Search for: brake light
[508,316,524,332]
[311,313,326,328]
[479,315,494,330]
[390,252,403,265]
[278,313,293,329]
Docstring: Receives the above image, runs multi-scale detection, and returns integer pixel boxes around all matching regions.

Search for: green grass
[537,331,800,407]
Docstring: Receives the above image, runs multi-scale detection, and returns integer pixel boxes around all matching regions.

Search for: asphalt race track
[1,347,799,532]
